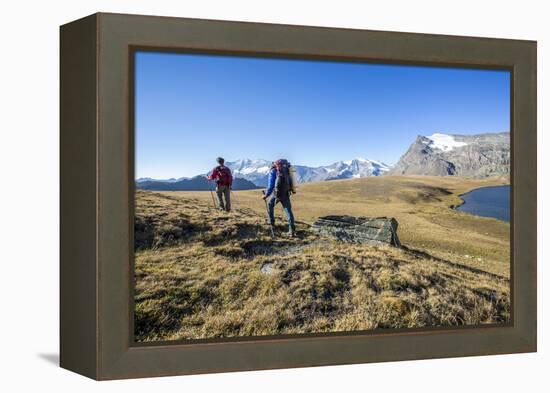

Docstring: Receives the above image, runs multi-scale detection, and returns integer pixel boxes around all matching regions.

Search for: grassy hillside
[135,176,510,342]
[168,175,510,277]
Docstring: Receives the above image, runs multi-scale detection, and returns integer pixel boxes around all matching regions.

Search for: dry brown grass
[175,175,510,277]
[134,175,510,342]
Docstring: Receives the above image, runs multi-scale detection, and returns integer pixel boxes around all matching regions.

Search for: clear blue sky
[135,51,510,179]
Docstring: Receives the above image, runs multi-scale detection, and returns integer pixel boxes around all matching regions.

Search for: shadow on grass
[401,245,508,281]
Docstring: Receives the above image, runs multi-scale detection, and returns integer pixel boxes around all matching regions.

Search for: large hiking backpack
[215,165,233,187]
[274,159,294,199]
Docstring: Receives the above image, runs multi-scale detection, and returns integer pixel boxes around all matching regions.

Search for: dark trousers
[216,185,231,211]
[268,196,295,231]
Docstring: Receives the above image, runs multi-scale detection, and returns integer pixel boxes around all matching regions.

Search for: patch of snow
[426,133,468,152]
[238,165,271,175]
[370,159,387,168]
[255,166,270,174]
[240,167,259,174]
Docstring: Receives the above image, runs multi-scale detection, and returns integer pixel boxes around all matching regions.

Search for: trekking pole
[262,190,275,239]
[208,180,217,209]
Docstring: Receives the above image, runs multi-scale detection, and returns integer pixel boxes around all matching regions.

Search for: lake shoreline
[452,184,511,222]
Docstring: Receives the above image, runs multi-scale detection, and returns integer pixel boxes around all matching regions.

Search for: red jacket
[207,165,233,186]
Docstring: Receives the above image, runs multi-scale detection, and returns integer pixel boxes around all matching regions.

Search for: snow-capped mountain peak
[224,159,273,185]
[388,132,509,176]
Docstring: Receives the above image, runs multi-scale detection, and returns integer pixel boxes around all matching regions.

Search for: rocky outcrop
[311,216,401,247]
[387,132,510,177]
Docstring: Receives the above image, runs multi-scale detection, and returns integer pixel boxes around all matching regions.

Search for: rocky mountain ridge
[387,132,510,177]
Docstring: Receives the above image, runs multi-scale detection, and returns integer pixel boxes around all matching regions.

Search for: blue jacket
[265,167,277,198]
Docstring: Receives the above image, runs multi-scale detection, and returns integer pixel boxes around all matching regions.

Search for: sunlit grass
[135,175,510,342]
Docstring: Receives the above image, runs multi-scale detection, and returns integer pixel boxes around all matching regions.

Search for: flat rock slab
[311,215,401,247]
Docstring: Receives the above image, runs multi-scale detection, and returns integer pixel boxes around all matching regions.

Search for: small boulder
[311,215,401,247]
[260,262,275,274]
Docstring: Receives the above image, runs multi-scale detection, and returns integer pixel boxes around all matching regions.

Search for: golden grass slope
[135,176,510,342]
[170,175,510,277]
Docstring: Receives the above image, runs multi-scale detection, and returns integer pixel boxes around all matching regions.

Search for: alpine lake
[456,185,510,222]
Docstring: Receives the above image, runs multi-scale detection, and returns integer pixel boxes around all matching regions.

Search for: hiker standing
[262,159,296,237]
[207,157,233,212]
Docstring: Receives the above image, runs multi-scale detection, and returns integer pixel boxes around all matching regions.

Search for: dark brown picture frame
[60,12,537,380]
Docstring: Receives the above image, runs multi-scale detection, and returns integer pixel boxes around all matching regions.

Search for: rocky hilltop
[387,132,510,177]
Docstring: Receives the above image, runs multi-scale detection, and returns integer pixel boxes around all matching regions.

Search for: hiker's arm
[264,169,276,198]
[206,168,216,180]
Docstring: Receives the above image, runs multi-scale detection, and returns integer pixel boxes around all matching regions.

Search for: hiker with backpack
[207,157,233,212]
[262,159,296,237]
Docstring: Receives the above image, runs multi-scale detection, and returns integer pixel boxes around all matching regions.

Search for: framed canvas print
[60,13,537,380]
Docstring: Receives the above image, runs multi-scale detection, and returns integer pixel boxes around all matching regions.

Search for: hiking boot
[288,228,296,238]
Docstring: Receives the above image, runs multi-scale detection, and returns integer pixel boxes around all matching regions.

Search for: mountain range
[136,176,188,183]
[136,176,259,191]
[224,158,391,187]
[136,157,391,189]
[136,132,510,190]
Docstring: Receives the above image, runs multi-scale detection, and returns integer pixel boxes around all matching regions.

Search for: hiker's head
[216,157,225,165]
